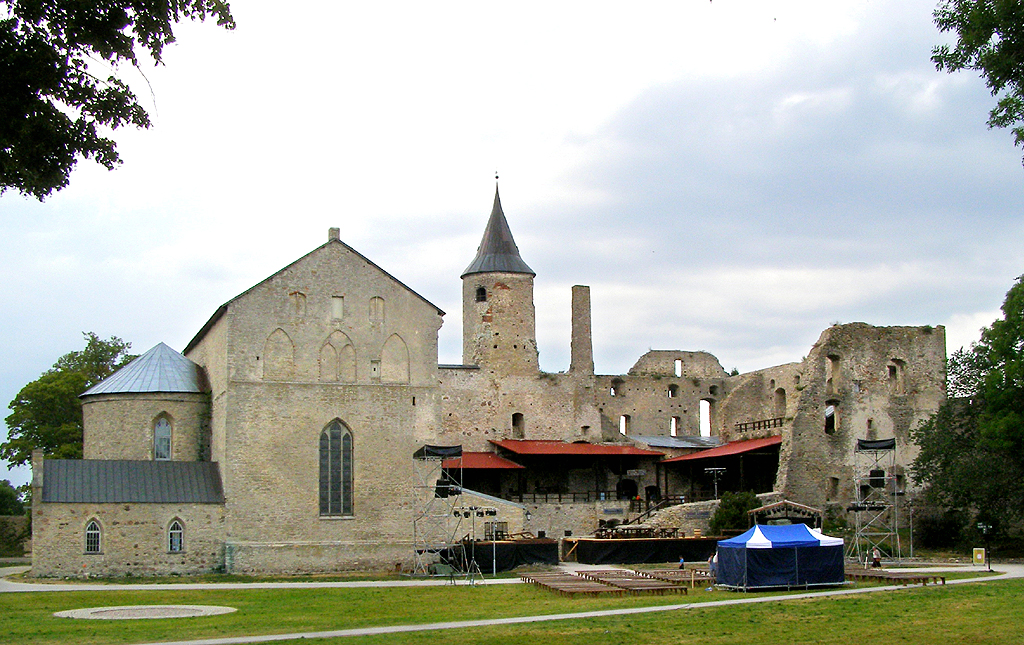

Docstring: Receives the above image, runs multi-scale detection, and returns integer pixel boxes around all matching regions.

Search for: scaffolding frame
[411,445,466,576]
[847,438,901,564]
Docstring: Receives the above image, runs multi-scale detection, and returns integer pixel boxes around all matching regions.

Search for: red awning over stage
[442,452,525,470]
[661,435,781,463]
[490,440,664,457]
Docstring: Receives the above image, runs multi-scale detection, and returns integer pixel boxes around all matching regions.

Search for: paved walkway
[4,563,1020,645]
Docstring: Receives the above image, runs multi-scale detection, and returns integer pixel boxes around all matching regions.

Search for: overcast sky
[3,0,1022,488]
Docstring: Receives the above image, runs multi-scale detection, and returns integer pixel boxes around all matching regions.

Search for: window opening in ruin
[826,355,840,394]
[828,477,840,500]
[774,388,787,418]
[168,520,184,553]
[619,415,630,436]
[85,520,101,554]
[512,413,525,439]
[824,403,837,435]
[319,420,354,516]
[668,384,678,398]
[370,360,381,380]
[331,296,345,320]
[154,417,171,461]
[770,379,776,390]
[674,359,682,377]
[709,385,719,396]
[699,400,712,437]
[888,359,906,395]
[476,286,487,302]
[869,469,886,489]
[895,474,904,492]
[369,296,385,323]
[671,416,680,437]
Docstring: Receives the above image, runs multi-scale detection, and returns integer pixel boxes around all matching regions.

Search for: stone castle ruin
[30,188,946,576]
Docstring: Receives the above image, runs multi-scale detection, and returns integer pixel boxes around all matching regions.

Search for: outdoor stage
[565,537,718,565]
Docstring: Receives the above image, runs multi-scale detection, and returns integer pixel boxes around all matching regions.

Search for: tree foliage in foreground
[2,333,134,467]
[912,275,1024,533]
[933,0,1024,164]
[709,490,759,536]
[0,0,234,200]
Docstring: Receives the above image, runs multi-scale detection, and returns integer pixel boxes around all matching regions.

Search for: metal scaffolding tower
[411,445,465,576]
[847,438,901,564]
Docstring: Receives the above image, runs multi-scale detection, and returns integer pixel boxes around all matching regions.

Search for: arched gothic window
[319,420,353,516]
[168,520,184,552]
[154,417,171,460]
[85,520,101,554]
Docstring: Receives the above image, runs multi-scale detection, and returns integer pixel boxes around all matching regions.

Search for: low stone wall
[224,540,412,574]
[524,500,631,538]
[0,515,29,556]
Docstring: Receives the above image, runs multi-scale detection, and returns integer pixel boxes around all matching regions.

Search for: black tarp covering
[413,445,463,459]
[717,544,844,589]
[856,438,896,451]
[442,540,559,573]
[570,538,717,565]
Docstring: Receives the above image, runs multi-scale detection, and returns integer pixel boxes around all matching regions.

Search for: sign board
[626,469,646,477]
[603,508,624,515]
[973,548,986,565]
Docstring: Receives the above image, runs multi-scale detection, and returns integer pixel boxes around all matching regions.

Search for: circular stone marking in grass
[54,605,237,620]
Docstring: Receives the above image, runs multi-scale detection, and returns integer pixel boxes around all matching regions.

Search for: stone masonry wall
[82,393,208,462]
[462,272,538,375]
[31,502,224,577]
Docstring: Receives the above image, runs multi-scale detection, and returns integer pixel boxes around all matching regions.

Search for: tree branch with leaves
[0,0,234,200]
[933,0,1024,163]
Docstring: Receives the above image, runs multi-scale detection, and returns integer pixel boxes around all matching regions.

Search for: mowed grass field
[1,576,1021,645]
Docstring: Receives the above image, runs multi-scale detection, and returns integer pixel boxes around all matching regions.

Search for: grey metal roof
[461,187,535,277]
[630,435,723,450]
[41,460,224,504]
[81,343,203,397]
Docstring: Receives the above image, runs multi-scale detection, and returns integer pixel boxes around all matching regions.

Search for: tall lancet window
[154,417,171,460]
[319,420,354,516]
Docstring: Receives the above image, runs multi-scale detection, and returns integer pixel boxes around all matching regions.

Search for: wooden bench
[844,570,946,586]
[638,568,716,589]
[577,569,687,595]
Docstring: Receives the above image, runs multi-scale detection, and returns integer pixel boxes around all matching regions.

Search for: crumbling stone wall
[775,324,946,510]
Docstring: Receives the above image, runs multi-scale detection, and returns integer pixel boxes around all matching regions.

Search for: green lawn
[1,576,1020,645]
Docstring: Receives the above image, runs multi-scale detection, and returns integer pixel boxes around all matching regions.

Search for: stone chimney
[328,227,340,242]
[570,285,594,375]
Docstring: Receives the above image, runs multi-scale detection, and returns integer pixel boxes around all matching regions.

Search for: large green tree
[933,0,1024,163]
[2,333,135,467]
[912,276,1024,530]
[1,0,234,200]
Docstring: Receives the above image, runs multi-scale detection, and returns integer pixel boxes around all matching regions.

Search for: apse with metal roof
[81,343,204,397]
[79,343,210,462]
[461,183,539,376]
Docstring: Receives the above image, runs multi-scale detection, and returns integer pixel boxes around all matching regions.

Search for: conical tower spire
[461,186,534,277]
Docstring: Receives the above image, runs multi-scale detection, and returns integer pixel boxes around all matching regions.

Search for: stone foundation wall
[31,502,224,578]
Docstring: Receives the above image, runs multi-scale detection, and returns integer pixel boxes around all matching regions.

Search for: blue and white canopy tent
[716,524,845,590]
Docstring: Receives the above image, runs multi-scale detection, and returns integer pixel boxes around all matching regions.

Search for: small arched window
[154,417,171,460]
[320,420,354,516]
[667,384,678,398]
[85,520,101,554]
[168,520,184,553]
[475,286,487,302]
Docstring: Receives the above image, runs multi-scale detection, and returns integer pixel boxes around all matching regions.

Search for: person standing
[872,547,882,568]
